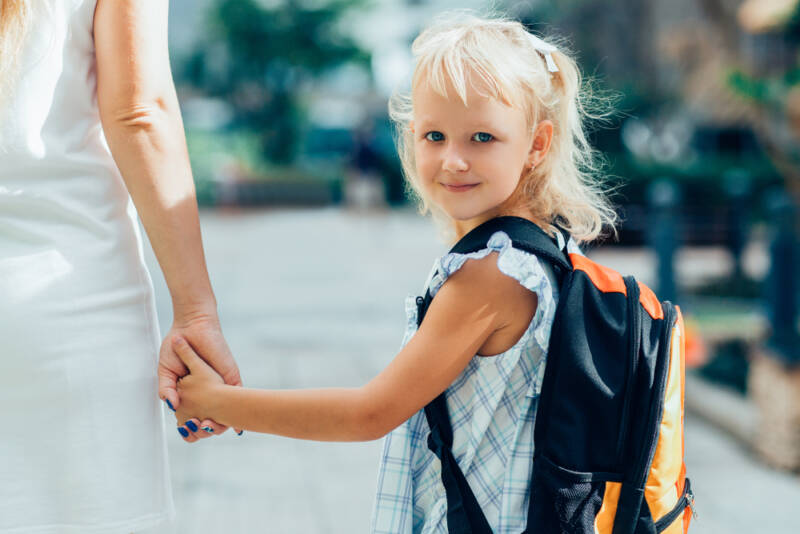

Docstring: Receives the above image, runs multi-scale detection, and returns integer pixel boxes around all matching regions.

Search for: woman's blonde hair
[0,0,29,101]
[389,12,618,243]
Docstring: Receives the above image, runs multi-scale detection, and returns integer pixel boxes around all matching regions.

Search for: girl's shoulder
[438,245,533,314]
[425,231,561,355]
[428,230,560,301]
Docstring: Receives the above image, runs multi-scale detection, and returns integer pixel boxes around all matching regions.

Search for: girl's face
[412,77,552,236]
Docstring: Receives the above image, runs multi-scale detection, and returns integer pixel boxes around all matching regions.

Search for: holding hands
[158,312,241,442]
[172,336,228,437]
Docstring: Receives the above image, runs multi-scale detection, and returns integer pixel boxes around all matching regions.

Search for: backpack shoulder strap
[419,216,570,533]
[449,216,572,273]
[415,216,570,326]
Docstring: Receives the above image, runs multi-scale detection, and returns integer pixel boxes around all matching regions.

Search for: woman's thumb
[172,336,202,371]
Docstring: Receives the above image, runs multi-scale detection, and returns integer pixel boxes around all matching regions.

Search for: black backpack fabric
[417,216,694,534]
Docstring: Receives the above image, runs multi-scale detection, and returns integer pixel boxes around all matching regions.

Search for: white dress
[0,1,174,532]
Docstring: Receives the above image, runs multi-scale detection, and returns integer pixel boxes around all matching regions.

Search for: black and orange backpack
[418,216,695,534]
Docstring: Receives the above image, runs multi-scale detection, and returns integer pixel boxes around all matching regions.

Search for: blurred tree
[646,0,800,202]
[182,0,370,164]
[728,0,800,204]
[511,0,787,232]
[512,0,668,115]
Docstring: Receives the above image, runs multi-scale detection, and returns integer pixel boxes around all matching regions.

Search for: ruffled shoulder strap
[428,231,558,304]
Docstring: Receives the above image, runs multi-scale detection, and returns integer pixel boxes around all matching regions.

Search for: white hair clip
[527,33,559,73]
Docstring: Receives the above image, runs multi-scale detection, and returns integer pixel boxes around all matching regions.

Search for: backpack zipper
[687,484,698,519]
[653,477,694,531]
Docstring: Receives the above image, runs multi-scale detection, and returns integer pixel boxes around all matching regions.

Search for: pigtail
[526,47,618,243]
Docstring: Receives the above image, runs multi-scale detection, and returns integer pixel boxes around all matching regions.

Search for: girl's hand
[158,313,243,440]
[173,336,226,441]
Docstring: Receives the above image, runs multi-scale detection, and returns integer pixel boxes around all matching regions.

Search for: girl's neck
[452,206,545,240]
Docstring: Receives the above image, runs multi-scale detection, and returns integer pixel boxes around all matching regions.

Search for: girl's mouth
[441,182,479,193]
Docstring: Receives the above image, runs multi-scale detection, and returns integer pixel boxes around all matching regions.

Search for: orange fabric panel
[594,481,622,534]
[644,315,684,525]
[683,507,692,533]
[569,254,626,295]
[637,281,664,320]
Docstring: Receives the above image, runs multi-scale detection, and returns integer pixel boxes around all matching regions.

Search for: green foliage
[183,0,370,164]
[185,129,267,182]
[728,67,800,104]
[211,0,369,73]
[727,69,770,103]
[185,128,345,206]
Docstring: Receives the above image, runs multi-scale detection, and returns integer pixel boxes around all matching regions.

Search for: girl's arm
[93,0,240,437]
[174,253,538,441]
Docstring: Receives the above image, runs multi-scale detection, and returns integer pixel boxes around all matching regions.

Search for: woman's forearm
[95,0,216,320]
[206,385,384,442]
[101,97,216,319]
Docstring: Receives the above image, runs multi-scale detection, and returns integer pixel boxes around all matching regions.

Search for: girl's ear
[527,120,554,168]
[409,121,415,134]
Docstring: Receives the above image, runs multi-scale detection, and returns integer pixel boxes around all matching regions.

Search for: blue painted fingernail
[165,399,175,412]
[237,430,244,436]
[178,427,189,438]
[185,421,198,432]
[202,426,213,433]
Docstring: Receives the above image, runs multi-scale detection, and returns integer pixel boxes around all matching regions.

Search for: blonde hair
[389,12,618,243]
[0,0,29,102]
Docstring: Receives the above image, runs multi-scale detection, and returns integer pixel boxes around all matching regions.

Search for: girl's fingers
[184,418,201,437]
[179,418,202,442]
[199,419,226,435]
[177,425,198,443]
[172,336,204,372]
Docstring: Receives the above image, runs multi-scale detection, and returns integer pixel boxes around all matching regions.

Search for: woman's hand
[158,312,242,441]
[173,335,226,436]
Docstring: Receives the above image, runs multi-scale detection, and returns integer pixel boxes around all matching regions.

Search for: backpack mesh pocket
[529,455,616,533]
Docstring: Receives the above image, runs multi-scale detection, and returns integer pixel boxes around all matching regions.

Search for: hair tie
[527,33,559,73]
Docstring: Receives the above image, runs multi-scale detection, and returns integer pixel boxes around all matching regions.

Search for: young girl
[172,13,616,533]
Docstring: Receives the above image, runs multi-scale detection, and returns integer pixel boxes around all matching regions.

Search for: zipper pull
[686,488,698,520]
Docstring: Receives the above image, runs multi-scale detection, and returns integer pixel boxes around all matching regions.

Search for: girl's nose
[441,146,469,173]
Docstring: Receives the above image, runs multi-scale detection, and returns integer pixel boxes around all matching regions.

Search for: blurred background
[150,0,800,531]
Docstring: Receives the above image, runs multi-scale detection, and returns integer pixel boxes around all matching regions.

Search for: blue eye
[425,131,445,142]
[472,132,493,143]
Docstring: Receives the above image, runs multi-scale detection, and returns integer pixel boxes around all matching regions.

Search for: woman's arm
[93,0,240,438]
[174,254,538,441]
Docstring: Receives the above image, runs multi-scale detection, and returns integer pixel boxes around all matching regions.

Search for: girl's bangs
[413,48,521,109]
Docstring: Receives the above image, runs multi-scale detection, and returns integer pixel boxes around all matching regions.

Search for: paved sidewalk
[144,208,800,533]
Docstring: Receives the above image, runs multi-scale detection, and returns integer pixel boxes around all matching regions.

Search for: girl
[173,13,617,533]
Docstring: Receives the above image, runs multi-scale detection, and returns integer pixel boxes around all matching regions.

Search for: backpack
[417,216,695,534]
